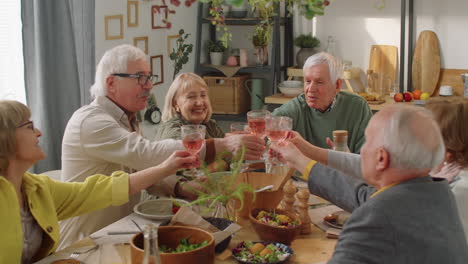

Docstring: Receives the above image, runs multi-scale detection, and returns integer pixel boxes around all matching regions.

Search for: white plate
[133,198,189,220]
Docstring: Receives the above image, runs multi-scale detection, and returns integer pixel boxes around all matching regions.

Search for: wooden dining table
[37,205,337,264]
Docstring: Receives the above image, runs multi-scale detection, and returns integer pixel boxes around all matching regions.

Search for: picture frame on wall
[167,35,180,55]
[150,55,164,85]
[151,5,169,29]
[127,1,139,27]
[105,15,124,40]
[134,36,149,54]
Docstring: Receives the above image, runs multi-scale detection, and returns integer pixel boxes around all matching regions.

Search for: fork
[69,244,99,259]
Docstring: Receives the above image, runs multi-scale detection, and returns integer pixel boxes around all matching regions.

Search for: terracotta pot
[130,226,215,264]
[249,208,301,245]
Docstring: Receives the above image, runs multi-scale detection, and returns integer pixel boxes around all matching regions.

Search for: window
[0,0,26,104]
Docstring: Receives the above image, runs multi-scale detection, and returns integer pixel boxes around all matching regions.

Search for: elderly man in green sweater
[272,52,372,153]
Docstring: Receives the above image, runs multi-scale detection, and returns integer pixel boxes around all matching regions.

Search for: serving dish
[278,80,303,97]
[249,208,301,245]
[323,210,351,229]
[133,198,189,220]
[232,241,293,264]
[130,226,215,264]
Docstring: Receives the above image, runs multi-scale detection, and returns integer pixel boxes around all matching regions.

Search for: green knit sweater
[272,91,372,153]
[155,114,225,140]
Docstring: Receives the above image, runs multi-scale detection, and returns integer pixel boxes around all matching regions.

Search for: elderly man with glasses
[273,52,372,153]
[59,44,264,248]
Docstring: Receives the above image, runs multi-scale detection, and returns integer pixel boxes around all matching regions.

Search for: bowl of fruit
[133,198,188,220]
[130,226,215,264]
[232,241,293,264]
[249,208,301,245]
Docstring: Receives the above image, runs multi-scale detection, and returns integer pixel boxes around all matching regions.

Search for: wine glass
[247,110,271,139]
[229,122,250,135]
[247,109,271,162]
[229,122,250,172]
[181,124,206,178]
[266,116,293,166]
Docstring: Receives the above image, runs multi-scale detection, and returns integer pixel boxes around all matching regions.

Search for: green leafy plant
[251,23,272,47]
[169,29,194,80]
[187,147,255,220]
[199,0,333,48]
[207,40,227,53]
[293,34,320,48]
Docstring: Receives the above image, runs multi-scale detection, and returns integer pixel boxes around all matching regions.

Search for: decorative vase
[254,46,268,66]
[210,52,223,66]
[296,48,316,68]
[226,55,238,66]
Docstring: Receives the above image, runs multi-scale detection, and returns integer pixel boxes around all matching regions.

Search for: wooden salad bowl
[130,226,215,264]
[249,208,301,245]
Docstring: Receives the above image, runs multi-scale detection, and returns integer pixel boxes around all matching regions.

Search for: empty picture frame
[127,1,139,27]
[151,5,169,29]
[167,35,180,55]
[105,15,124,40]
[150,55,164,85]
[134,36,149,54]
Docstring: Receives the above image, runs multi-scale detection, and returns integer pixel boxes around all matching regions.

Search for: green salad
[232,241,290,263]
[159,238,208,253]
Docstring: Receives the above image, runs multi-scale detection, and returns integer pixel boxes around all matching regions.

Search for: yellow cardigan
[0,171,129,263]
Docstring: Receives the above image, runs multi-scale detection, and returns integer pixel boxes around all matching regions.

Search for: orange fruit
[413,90,423,100]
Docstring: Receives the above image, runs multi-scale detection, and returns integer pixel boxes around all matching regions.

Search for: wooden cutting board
[412,31,441,95]
[368,45,398,85]
[436,68,468,96]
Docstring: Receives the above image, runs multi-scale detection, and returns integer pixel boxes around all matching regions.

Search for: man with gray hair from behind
[270,105,468,263]
[272,52,372,153]
[59,44,264,249]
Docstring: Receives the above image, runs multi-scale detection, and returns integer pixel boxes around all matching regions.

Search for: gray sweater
[309,153,468,264]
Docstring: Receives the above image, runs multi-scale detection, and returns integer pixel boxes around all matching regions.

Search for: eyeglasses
[112,73,159,86]
[18,121,34,131]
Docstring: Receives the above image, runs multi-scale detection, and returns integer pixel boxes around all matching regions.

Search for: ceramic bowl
[133,198,189,220]
[249,208,301,245]
[130,226,215,264]
[232,241,294,264]
[278,81,303,97]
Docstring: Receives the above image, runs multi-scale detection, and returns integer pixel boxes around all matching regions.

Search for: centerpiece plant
[187,147,255,221]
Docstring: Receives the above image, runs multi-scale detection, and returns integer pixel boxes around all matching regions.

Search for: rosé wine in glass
[183,136,204,155]
[181,124,206,177]
[266,116,292,166]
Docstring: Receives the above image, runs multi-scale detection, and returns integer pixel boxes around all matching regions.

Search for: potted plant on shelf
[207,39,226,66]
[251,23,271,66]
[294,33,320,67]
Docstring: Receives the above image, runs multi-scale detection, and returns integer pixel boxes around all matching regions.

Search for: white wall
[95,0,198,108]
[95,0,468,95]
[305,0,468,88]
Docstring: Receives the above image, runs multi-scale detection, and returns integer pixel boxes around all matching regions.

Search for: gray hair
[380,106,445,170]
[90,44,147,99]
[303,52,343,83]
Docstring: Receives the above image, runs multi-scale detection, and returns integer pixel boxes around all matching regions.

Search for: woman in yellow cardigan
[0,100,196,263]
